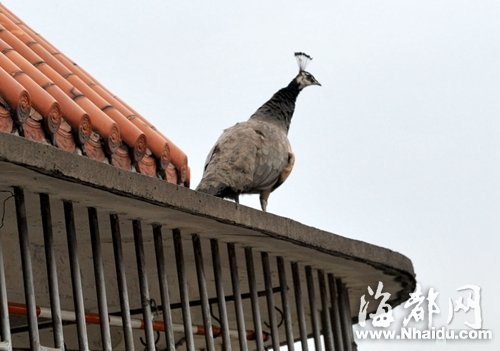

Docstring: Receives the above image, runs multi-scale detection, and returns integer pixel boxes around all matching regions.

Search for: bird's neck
[250,80,301,132]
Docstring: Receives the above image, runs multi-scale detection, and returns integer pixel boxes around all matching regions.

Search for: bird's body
[196,53,320,211]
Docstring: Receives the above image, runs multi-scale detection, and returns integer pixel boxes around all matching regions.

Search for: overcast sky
[5,1,499,350]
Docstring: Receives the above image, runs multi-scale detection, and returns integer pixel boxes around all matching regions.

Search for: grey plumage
[196,53,320,211]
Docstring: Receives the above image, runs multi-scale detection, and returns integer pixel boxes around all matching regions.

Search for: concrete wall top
[0,132,416,318]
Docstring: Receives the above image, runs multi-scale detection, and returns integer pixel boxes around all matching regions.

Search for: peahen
[196,52,320,211]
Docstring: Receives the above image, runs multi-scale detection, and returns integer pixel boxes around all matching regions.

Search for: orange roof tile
[0,3,190,186]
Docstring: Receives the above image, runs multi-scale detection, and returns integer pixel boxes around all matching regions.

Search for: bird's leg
[234,194,240,204]
[260,198,267,212]
[259,191,271,212]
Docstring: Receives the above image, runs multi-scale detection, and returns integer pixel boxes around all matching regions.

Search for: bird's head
[294,52,321,90]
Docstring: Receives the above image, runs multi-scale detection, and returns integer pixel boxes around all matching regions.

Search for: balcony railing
[0,133,415,350]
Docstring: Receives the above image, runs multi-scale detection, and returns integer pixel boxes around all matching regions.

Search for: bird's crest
[294,52,312,71]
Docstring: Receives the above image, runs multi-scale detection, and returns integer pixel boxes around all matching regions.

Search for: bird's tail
[195,179,225,197]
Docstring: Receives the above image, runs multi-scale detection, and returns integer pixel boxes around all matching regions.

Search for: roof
[0,3,190,187]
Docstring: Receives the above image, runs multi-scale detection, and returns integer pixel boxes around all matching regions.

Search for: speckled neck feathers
[249,79,301,133]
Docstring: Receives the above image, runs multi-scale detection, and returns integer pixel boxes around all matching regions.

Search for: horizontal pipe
[7,302,269,342]
[115,286,282,317]
[0,339,61,351]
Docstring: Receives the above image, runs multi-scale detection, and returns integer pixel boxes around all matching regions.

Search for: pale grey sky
[5,1,499,349]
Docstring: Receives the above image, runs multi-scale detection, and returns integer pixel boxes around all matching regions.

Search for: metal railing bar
[210,239,231,350]
[40,194,64,349]
[227,243,248,351]
[63,200,89,351]
[337,280,355,351]
[110,213,135,350]
[173,229,195,351]
[133,220,155,350]
[291,262,308,351]
[153,224,175,351]
[14,187,40,350]
[245,247,265,351]
[0,216,10,350]
[192,234,215,351]
[318,270,334,351]
[328,274,344,351]
[305,266,322,351]
[88,207,112,351]
[261,252,280,350]
[277,257,294,351]
[344,283,357,351]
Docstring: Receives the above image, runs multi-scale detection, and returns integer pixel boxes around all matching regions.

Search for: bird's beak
[313,78,321,86]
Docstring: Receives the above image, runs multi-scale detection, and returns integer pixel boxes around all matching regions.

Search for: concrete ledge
[0,132,416,316]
